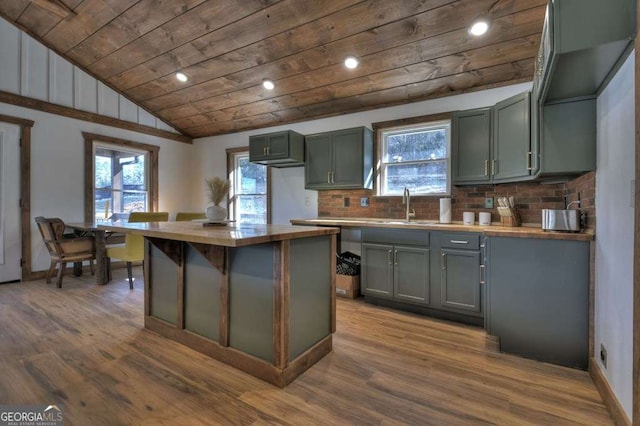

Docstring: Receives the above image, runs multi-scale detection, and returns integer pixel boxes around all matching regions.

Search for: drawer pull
[450,240,469,244]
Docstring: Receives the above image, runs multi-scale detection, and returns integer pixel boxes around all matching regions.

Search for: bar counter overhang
[99,221,339,387]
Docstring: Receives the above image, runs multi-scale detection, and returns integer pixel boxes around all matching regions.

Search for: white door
[0,122,21,283]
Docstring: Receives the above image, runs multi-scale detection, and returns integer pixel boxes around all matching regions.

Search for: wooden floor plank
[0,267,612,425]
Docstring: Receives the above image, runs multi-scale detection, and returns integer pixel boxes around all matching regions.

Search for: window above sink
[375,114,452,197]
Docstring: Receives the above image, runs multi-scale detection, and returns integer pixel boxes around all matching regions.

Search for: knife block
[499,210,520,227]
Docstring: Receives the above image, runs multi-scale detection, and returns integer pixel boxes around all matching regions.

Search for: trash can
[336,251,360,298]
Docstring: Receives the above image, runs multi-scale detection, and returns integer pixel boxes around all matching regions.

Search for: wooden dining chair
[35,216,95,288]
[175,212,206,221]
[106,211,168,288]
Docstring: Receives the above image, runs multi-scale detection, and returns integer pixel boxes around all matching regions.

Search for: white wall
[0,17,178,133]
[0,102,194,273]
[193,82,532,224]
[594,51,635,419]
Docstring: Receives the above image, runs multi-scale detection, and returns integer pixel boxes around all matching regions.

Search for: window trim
[83,132,159,222]
[226,147,271,224]
[372,112,453,197]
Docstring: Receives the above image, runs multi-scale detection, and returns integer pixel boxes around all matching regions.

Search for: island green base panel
[289,236,331,360]
[149,245,178,324]
[184,245,220,341]
[229,236,332,362]
[229,244,276,362]
[144,234,336,387]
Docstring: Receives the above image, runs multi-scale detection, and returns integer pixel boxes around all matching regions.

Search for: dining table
[65,222,110,285]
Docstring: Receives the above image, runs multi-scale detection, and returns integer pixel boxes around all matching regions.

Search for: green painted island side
[118,222,339,388]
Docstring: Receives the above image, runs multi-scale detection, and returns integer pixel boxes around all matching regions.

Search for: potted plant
[205,177,230,221]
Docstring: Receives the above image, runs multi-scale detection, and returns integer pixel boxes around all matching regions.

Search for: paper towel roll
[439,198,452,224]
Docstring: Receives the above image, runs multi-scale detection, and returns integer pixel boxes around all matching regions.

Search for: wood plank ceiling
[0,0,547,138]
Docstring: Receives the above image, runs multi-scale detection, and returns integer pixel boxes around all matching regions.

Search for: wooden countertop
[290,218,594,242]
[98,221,339,247]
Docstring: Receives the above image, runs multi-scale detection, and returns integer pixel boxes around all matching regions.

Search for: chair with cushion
[35,216,95,288]
[106,211,169,289]
[128,212,169,223]
[175,212,206,221]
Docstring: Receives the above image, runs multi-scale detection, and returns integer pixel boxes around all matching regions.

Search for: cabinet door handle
[394,250,398,265]
[388,250,393,265]
[450,240,468,245]
[441,253,446,270]
[484,160,489,176]
[267,146,270,155]
[327,171,331,184]
[480,264,485,285]
[491,160,496,176]
[263,147,267,155]
[527,152,532,171]
[331,171,335,184]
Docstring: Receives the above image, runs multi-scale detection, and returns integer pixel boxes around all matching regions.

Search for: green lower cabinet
[361,243,394,299]
[439,248,481,316]
[486,236,589,369]
[361,242,430,306]
[393,246,430,305]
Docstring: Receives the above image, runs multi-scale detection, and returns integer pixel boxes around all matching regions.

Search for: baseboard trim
[589,357,631,426]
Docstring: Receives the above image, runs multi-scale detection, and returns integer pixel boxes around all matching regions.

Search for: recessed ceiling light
[175,72,188,82]
[262,79,275,90]
[344,56,359,69]
[469,20,489,36]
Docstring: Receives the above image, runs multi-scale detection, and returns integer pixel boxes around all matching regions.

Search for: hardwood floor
[0,268,612,425]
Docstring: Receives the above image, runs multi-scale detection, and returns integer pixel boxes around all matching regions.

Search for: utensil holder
[497,207,520,227]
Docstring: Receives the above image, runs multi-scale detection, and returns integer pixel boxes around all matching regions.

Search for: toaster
[541,209,581,232]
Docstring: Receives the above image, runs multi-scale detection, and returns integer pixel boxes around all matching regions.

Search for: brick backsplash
[317,172,596,229]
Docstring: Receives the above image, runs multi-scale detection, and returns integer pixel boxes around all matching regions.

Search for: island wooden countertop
[98,221,340,247]
[290,218,594,242]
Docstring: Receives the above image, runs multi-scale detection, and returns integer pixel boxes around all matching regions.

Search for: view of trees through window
[233,154,267,224]
[381,123,450,195]
[94,147,148,220]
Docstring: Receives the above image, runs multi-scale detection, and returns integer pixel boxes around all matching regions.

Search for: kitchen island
[99,221,339,387]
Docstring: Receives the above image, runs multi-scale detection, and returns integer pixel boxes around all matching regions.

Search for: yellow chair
[175,212,206,221]
[128,212,169,223]
[106,211,168,288]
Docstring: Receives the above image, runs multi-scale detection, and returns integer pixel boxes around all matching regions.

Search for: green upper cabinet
[540,0,635,103]
[539,98,596,176]
[249,130,305,167]
[492,91,532,182]
[305,127,373,190]
[452,92,532,185]
[451,108,492,184]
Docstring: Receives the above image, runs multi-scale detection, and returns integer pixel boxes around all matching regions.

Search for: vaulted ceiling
[0,0,546,138]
